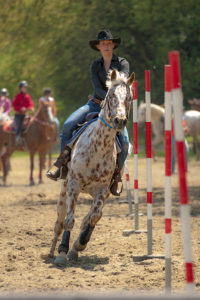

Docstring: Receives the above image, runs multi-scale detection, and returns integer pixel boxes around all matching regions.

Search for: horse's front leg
[29,152,35,185]
[38,151,45,184]
[68,187,110,261]
[1,154,9,186]
[54,180,79,266]
[49,180,67,257]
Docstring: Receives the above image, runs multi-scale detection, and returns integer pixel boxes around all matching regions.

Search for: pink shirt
[0,97,11,114]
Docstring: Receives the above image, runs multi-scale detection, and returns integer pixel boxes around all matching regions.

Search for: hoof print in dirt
[67,250,78,261]
[54,255,67,267]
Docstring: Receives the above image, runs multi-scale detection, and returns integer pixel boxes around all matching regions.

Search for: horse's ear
[111,69,117,81]
[127,72,135,86]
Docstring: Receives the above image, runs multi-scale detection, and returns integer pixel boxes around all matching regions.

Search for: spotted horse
[49,69,135,266]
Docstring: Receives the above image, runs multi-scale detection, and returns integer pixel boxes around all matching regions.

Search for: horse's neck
[90,109,116,149]
[35,108,45,120]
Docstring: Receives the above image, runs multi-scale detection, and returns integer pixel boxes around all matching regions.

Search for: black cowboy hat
[89,29,121,51]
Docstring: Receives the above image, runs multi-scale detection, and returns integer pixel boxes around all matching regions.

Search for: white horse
[49,70,135,266]
[183,110,200,160]
[138,102,165,159]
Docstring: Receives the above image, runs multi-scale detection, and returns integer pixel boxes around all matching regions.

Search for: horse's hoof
[30,181,35,186]
[67,250,78,261]
[54,253,67,266]
[38,180,44,184]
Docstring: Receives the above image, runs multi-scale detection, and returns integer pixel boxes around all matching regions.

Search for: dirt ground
[0,154,199,297]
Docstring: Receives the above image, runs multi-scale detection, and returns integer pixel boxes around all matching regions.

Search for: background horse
[48,69,135,266]
[0,102,57,185]
[138,102,165,160]
[184,110,200,160]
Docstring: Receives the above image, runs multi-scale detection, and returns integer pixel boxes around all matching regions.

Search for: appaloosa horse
[138,102,165,160]
[49,69,135,266]
[0,102,56,185]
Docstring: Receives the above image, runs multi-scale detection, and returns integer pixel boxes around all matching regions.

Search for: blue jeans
[14,113,25,137]
[60,99,129,171]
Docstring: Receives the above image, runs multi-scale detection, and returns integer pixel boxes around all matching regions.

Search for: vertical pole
[132,81,139,230]
[169,51,195,292]
[125,160,132,215]
[145,70,152,255]
[164,65,172,293]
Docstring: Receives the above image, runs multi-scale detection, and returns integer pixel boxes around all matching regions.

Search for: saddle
[3,115,31,134]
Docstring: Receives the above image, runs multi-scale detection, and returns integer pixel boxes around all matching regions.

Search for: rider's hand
[21,107,26,112]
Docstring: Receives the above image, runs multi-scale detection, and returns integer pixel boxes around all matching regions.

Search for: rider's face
[96,40,115,55]
[21,86,28,93]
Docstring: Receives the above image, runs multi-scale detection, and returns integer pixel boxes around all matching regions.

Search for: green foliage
[0,0,199,129]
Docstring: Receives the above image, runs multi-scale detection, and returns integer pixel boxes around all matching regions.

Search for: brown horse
[0,102,56,185]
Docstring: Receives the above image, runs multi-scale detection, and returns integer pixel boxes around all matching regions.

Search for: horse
[137,102,165,160]
[48,69,135,266]
[188,98,200,112]
[0,102,57,185]
[183,110,200,160]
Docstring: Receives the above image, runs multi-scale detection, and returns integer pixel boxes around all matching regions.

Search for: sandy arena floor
[0,155,199,297]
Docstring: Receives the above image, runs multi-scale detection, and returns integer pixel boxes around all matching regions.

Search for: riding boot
[46,145,71,181]
[110,163,123,196]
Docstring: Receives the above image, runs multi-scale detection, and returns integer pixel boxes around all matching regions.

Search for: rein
[98,116,113,129]
[33,117,51,126]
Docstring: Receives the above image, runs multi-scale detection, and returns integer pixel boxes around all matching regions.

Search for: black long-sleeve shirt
[90,54,130,101]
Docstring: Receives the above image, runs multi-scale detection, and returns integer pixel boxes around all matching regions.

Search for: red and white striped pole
[169,51,195,292]
[145,70,152,255]
[125,159,132,215]
[164,65,172,292]
[132,81,139,230]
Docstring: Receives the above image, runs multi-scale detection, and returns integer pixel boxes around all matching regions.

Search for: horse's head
[138,102,146,127]
[103,69,135,131]
[39,101,55,123]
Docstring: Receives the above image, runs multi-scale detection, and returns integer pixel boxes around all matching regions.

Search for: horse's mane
[106,70,129,89]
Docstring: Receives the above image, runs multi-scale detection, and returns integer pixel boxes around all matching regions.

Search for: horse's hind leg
[49,180,67,257]
[68,188,110,261]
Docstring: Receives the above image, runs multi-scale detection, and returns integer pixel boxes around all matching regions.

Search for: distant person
[0,88,11,115]
[12,80,34,146]
[39,87,60,135]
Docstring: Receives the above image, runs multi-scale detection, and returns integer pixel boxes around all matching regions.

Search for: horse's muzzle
[113,117,127,129]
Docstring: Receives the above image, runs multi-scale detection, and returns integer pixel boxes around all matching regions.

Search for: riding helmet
[19,80,28,88]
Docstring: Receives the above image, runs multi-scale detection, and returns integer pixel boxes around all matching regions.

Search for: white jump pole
[145,70,153,255]
[132,70,164,261]
[164,65,172,293]
[169,51,195,293]
[132,81,139,230]
[124,159,132,215]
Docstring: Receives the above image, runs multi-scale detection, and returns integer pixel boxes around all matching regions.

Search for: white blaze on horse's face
[106,70,135,130]
[47,106,54,123]
[109,84,131,130]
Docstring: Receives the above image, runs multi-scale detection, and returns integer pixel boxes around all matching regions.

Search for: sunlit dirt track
[0,155,199,296]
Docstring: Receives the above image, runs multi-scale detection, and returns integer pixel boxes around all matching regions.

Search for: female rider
[46,29,130,196]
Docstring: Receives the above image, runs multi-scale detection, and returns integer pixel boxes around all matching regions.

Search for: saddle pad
[66,118,122,153]
[3,122,16,134]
